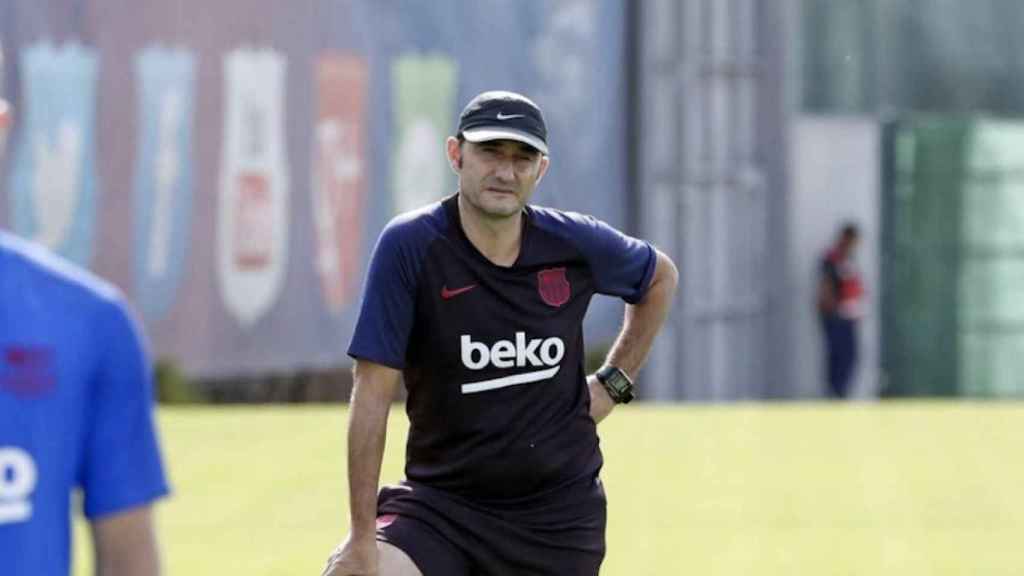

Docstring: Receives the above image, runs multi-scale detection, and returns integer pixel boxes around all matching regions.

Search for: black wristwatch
[595,366,635,404]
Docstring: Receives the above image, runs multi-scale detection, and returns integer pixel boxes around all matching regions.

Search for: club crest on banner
[133,46,196,322]
[391,55,457,215]
[538,267,571,307]
[313,55,367,314]
[6,43,100,266]
[217,49,290,327]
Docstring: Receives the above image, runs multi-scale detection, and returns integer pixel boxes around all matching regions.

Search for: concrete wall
[636,0,789,400]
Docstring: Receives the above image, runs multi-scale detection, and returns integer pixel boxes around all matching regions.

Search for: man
[1,226,169,573]
[323,90,678,575]
[0,96,10,158]
[817,222,865,399]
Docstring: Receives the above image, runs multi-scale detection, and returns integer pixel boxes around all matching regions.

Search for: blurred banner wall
[0,0,629,379]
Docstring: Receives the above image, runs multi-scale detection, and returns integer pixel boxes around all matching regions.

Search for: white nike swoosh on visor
[461,366,560,394]
[496,112,525,120]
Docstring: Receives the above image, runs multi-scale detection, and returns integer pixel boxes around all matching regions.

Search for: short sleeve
[347,218,427,369]
[573,215,657,304]
[80,299,169,519]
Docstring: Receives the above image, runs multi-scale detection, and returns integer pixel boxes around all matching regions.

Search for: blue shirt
[348,195,655,501]
[0,231,169,576]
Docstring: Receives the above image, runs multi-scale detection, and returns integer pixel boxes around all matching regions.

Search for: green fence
[883,117,1024,397]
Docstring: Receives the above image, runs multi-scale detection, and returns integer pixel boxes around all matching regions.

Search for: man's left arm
[590,249,678,423]
[91,506,161,576]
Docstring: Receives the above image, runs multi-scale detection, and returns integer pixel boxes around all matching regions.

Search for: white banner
[216,49,290,327]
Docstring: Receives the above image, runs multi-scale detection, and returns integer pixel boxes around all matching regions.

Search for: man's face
[447,137,549,219]
[841,235,859,257]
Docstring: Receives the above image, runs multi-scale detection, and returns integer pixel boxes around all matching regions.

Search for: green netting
[883,118,968,396]
[883,117,1024,397]
[958,121,1024,396]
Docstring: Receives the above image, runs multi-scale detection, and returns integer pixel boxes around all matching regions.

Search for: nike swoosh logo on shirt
[496,112,525,120]
[461,366,560,394]
[441,284,477,299]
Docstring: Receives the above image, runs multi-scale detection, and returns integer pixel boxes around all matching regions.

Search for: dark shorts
[375,475,607,576]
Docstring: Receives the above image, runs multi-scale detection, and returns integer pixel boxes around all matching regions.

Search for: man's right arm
[348,359,402,541]
[322,359,403,575]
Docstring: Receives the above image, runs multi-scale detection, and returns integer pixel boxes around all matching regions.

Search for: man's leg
[376,513,472,575]
[823,318,843,398]
[377,541,422,576]
[831,319,856,398]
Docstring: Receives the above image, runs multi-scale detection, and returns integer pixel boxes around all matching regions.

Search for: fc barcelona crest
[538,267,570,307]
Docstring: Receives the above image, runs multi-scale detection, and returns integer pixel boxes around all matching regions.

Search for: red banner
[313,55,367,314]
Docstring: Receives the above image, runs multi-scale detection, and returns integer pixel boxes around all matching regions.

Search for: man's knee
[377,541,423,576]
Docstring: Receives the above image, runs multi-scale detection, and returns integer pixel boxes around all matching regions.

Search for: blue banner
[7,43,100,266]
[133,47,197,322]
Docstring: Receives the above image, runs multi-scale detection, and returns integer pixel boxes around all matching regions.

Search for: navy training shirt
[348,194,656,501]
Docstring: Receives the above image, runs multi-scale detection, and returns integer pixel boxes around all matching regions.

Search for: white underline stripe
[460,366,560,394]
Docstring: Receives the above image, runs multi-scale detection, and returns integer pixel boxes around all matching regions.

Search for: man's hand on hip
[588,374,615,424]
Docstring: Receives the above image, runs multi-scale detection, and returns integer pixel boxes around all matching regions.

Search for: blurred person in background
[322,90,678,576]
[0,124,169,575]
[817,222,865,399]
[0,97,10,158]
[1,47,7,157]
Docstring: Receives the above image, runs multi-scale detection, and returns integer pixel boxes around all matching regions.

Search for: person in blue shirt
[0,230,169,576]
[322,91,678,576]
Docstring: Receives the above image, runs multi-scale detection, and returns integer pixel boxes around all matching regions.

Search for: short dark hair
[840,222,860,240]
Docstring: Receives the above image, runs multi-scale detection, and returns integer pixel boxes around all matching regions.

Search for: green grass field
[73,402,1024,575]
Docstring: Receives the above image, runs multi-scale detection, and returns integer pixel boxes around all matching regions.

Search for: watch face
[606,372,629,393]
[599,367,633,403]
